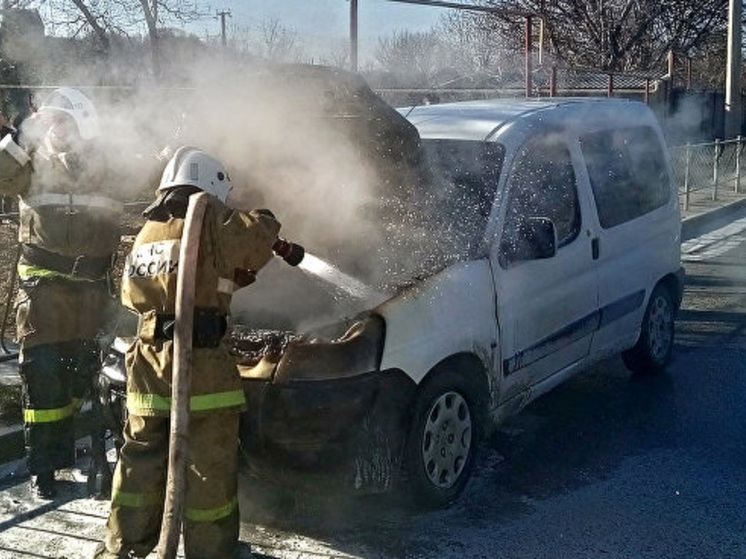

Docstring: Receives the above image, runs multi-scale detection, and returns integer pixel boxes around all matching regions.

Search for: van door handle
[591,237,600,260]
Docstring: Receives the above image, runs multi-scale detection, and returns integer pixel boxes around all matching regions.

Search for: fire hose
[156,191,208,559]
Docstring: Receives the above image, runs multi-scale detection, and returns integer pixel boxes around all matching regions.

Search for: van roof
[399,97,639,141]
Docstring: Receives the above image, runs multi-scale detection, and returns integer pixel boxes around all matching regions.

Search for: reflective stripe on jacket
[126,389,246,415]
[20,192,124,213]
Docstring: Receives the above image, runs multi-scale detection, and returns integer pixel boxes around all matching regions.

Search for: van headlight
[273,314,385,383]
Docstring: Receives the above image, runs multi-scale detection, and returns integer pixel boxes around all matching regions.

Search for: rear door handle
[591,237,600,260]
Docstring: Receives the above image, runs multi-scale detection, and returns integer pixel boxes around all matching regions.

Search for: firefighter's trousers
[16,276,113,475]
[19,340,100,474]
[101,412,241,559]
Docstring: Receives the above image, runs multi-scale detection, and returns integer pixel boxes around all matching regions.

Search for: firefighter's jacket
[0,134,123,275]
[121,196,281,417]
[0,133,128,351]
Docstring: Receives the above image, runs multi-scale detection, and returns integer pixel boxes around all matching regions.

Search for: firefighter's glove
[234,268,257,287]
[255,208,276,219]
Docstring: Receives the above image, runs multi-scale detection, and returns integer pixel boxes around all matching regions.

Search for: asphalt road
[1,207,746,558]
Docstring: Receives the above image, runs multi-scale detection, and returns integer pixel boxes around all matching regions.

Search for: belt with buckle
[21,244,112,279]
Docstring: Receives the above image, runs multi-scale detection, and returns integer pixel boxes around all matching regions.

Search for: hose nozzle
[273,238,305,267]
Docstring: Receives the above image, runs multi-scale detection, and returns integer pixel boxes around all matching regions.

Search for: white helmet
[158,146,233,202]
[38,87,100,140]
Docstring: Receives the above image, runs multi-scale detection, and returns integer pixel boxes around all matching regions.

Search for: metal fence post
[736,136,743,194]
[713,138,720,201]
[684,142,691,211]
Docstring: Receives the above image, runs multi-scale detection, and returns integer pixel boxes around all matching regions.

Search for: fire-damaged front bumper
[237,314,417,494]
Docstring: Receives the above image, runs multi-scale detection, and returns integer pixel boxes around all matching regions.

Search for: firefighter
[95,146,290,559]
[0,87,123,499]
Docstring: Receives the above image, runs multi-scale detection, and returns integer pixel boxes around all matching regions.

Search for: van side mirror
[500,217,557,266]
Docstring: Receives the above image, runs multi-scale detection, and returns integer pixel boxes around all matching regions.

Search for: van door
[492,131,599,405]
[578,125,676,353]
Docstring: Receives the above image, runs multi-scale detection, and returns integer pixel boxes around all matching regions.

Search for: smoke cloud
[17,55,426,330]
[4,28,482,332]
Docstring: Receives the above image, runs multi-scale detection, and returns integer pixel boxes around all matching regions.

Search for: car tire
[622,284,675,375]
[402,367,481,509]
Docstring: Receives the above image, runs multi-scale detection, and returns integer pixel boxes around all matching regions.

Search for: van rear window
[580,126,671,228]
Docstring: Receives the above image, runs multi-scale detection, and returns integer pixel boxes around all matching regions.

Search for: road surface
[0,206,745,558]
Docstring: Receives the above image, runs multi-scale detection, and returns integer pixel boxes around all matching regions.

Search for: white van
[234,97,684,508]
[101,96,685,510]
[375,97,684,502]
[390,97,684,401]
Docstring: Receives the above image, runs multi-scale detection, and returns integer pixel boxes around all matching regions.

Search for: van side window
[580,126,671,228]
[503,133,581,251]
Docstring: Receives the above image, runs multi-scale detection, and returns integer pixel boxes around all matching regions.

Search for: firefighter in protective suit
[0,87,122,499]
[96,146,290,559]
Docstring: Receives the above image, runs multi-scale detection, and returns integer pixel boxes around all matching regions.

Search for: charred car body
[99,68,684,509]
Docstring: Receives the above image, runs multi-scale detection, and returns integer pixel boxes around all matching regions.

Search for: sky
[193,0,447,62]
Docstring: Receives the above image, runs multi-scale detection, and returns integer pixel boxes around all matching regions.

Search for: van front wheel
[402,369,479,509]
[622,285,675,375]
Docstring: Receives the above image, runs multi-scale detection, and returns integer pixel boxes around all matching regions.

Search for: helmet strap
[143,186,201,221]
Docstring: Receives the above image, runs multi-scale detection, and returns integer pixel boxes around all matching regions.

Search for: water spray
[272,237,382,300]
[297,252,384,302]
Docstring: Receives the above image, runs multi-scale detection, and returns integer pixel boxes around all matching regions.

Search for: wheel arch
[657,269,685,311]
[423,351,489,389]
[622,277,678,375]
[411,352,491,437]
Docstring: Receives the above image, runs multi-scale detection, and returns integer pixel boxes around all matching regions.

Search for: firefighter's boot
[31,471,57,499]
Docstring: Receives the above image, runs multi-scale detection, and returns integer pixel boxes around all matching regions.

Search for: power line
[383,0,536,18]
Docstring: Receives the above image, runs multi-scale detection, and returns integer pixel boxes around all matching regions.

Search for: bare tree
[69,0,110,52]
[224,17,300,63]
[438,11,526,86]
[38,0,208,76]
[445,0,730,74]
[0,0,37,9]
[314,39,351,68]
[255,18,299,62]
[375,30,446,87]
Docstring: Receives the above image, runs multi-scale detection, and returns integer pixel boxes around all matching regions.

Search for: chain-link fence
[670,138,745,211]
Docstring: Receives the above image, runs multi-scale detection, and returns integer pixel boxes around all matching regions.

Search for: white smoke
[1,27,457,331]
[73,57,417,329]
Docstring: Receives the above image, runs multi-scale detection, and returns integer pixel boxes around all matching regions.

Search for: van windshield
[371,139,503,287]
[419,138,502,248]
[420,139,502,226]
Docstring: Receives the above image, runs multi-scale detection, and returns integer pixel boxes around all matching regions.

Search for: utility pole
[725,0,742,139]
[216,9,231,47]
[350,0,358,72]
[151,0,160,78]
